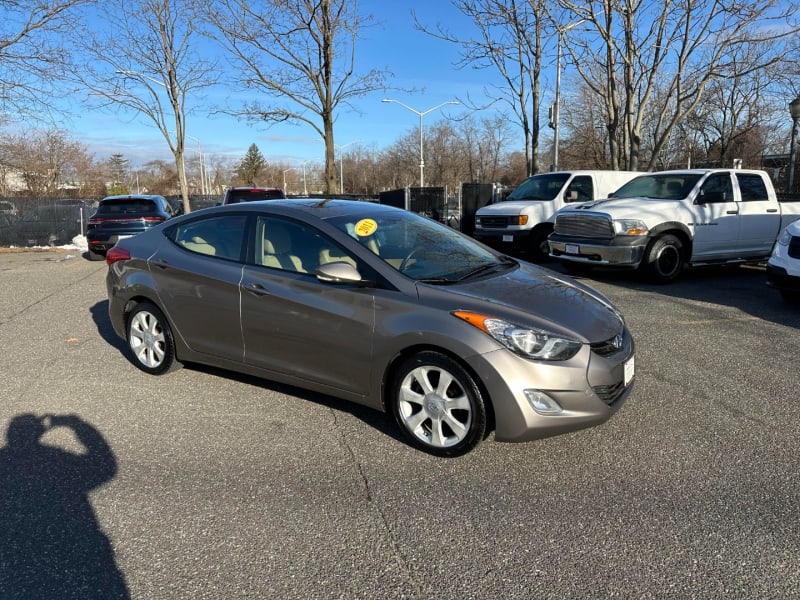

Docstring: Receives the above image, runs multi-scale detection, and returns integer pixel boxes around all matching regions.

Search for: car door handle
[244,282,271,296]
[726,210,739,215]
[767,208,778,213]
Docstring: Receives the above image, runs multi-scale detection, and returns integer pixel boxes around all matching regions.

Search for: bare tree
[556,0,797,171]
[207,0,389,194]
[0,129,94,196]
[416,0,547,176]
[70,0,218,213]
[0,0,90,122]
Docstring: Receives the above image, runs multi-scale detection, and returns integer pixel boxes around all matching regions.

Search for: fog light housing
[524,390,562,414]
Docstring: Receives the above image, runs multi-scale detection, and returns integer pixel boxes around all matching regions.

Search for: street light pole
[382,99,460,187]
[551,20,586,172]
[788,96,800,193]
[283,167,296,194]
[335,142,359,194]
[186,134,206,196]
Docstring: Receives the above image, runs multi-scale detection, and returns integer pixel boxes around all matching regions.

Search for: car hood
[560,197,679,223]
[417,262,624,343]
[478,200,552,214]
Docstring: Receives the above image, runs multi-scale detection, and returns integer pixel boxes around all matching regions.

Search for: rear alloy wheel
[390,351,487,457]
[641,234,684,283]
[126,302,181,375]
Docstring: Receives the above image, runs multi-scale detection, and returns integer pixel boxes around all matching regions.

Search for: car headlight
[777,229,792,246]
[453,311,582,361]
[613,219,649,236]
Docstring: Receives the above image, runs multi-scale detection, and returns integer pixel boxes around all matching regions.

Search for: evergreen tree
[237,144,267,185]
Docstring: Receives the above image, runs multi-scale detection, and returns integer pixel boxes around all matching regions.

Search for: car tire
[87,248,105,261]
[641,234,684,283]
[528,227,552,262]
[126,302,182,375]
[389,351,487,457]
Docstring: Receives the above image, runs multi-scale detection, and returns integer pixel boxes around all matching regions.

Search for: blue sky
[66,1,540,169]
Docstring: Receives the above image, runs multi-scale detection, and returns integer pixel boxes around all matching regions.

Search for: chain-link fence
[0,195,222,248]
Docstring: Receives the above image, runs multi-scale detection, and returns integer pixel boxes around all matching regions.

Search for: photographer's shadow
[0,414,129,599]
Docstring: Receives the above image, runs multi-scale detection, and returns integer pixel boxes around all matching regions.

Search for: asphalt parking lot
[1,248,799,599]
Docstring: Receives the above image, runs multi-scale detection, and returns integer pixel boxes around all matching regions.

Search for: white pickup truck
[548,168,800,282]
[472,170,639,261]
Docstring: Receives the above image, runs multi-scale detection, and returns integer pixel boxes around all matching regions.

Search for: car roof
[101,194,165,202]
[205,198,397,220]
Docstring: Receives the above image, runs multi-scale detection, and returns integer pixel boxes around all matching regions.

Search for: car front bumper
[465,329,635,443]
[548,234,648,268]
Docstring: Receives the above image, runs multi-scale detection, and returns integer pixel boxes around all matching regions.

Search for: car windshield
[328,209,516,282]
[228,189,285,203]
[505,173,571,201]
[611,174,702,200]
[97,199,158,214]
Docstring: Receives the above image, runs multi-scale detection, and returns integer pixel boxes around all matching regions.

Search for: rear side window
[168,215,248,261]
[736,174,769,202]
[97,200,158,214]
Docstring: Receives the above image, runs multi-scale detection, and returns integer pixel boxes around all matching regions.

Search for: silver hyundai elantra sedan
[105,199,635,456]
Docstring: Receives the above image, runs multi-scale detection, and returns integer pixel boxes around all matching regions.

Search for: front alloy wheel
[390,351,487,457]
[126,302,181,375]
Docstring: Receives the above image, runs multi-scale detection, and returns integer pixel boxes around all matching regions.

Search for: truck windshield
[505,173,571,201]
[612,174,703,200]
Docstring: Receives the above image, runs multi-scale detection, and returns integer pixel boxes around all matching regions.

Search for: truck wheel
[641,234,684,283]
[528,227,552,262]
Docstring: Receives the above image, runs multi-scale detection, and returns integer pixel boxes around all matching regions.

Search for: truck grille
[554,214,614,239]
[478,216,510,228]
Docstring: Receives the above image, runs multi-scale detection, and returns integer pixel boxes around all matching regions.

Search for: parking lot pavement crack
[0,263,105,327]
[330,408,426,599]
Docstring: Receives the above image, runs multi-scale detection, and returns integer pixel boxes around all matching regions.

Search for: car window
[328,209,505,281]
[736,173,769,202]
[613,174,702,199]
[506,173,571,201]
[226,189,286,203]
[169,215,248,260]
[699,173,734,203]
[255,217,316,273]
[564,176,594,202]
[97,199,158,214]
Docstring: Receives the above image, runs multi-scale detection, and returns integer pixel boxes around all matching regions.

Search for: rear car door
[734,172,781,256]
[240,216,375,396]
[149,214,248,361]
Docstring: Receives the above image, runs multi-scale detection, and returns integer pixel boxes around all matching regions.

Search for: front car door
[240,215,376,397]
[690,172,740,260]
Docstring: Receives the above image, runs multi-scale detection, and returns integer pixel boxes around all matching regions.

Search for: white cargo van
[473,170,639,261]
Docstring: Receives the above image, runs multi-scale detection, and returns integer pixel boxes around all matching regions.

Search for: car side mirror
[316,261,368,286]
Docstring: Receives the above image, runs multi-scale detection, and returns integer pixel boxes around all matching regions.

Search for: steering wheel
[399,248,420,273]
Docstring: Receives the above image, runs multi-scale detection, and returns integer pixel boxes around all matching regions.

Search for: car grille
[478,216,510,228]
[590,334,625,357]
[789,236,800,259]
[554,214,614,239]
[593,379,627,406]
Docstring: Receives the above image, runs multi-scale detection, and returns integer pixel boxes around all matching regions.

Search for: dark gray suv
[86,195,177,260]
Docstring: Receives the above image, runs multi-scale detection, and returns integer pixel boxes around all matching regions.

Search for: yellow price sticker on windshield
[354,218,377,237]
